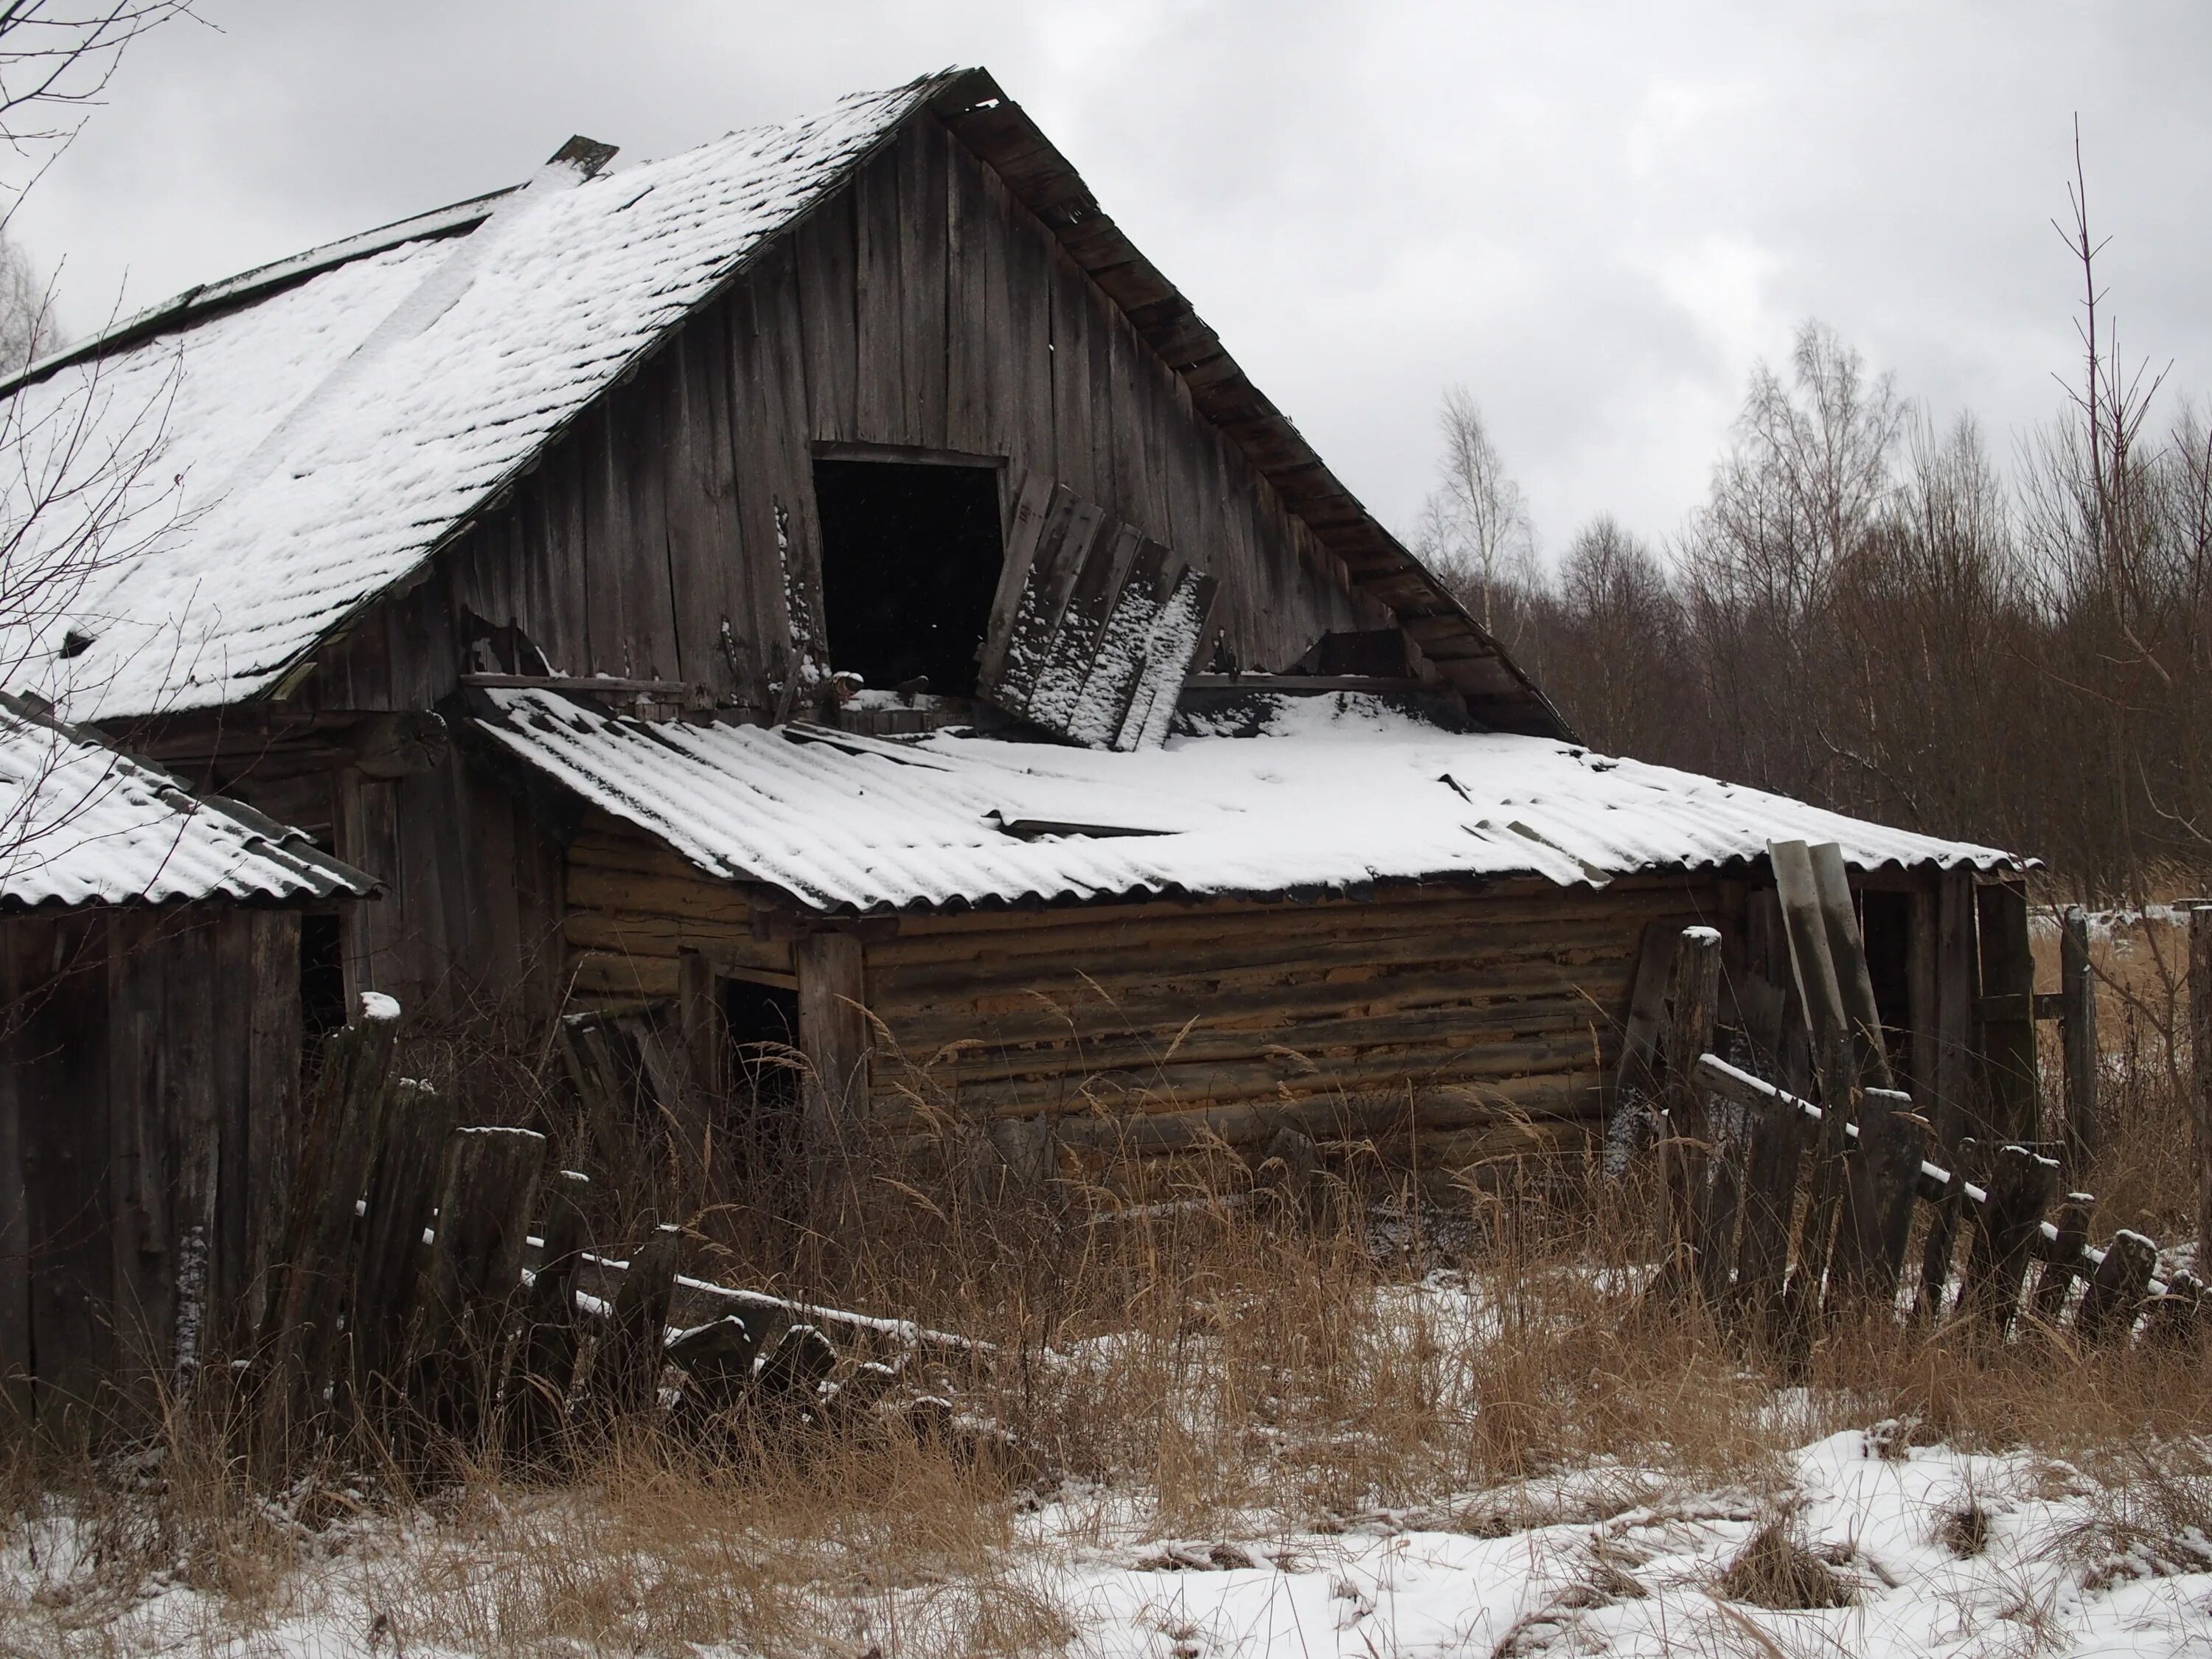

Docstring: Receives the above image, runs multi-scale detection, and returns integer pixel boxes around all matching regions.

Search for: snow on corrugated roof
[473,689,2018,914]
[0,695,375,910]
[0,77,946,722]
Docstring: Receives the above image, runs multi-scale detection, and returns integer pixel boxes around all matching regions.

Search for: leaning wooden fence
[246,996,940,1467]
[1639,841,2203,1352]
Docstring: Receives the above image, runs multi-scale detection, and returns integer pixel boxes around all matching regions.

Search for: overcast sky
[15,1,2211,560]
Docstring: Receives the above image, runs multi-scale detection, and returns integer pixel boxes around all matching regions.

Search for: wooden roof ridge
[920,69,1571,741]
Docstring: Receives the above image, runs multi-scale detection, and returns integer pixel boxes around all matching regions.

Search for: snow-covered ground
[10,1425,2211,1657]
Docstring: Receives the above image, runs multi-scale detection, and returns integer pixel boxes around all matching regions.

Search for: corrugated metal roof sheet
[0,695,375,911]
[473,689,2019,914]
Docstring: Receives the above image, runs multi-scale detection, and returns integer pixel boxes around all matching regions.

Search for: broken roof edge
[922,68,1574,742]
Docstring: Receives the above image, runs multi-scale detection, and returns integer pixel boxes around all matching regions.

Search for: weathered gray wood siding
[304,111,1384,717]
[0,907,302,1430]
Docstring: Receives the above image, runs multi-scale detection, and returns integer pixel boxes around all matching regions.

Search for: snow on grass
[10,1426,2212,1656]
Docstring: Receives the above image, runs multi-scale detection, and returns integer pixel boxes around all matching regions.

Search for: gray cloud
[18,0,2211,555]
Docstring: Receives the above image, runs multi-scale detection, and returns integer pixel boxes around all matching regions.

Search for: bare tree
[1412,385,1537,636]
[0,2,196,226]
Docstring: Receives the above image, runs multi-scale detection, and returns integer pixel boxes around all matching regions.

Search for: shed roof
[0,70,1559,736]
[0,695,375,911]
[473,689,2015,915]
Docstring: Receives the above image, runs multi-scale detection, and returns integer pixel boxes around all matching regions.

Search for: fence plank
[411,1127,546,1444]
[509,1169,590,1460]
[1963,1144,2056,1337]
[350,1080,454,1413]
[2075,1230,2157,1347]
[1839,1086,1923,1304]
[258,998,402,1457]
[1915,1137,1978,1325]
[2028,1194,2092,1329]
[594,1224,684,1419]
[1660,928,1720,1284]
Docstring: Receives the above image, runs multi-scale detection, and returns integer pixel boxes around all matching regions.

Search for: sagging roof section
[0,694,375,911]
[473,688,2016,916]
[0,68,1565,738]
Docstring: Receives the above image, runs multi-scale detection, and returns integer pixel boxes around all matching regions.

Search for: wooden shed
[0,696,374,1428]
[0,69,2032,1199]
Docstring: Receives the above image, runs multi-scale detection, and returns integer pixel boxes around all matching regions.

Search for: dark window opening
[299,912,347,1039]
[721,975,802,1172]
[813,458,1004,697]
[1860,888,1913,1067]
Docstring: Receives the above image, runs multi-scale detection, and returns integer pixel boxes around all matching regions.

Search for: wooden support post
[1963,1143,2057,1338]
[796,929,870,1195]
[2076,1231,2157,1347]
[1659,928,1720,1286]
[1771,841,1859,1310]
[1975,881,2038,1144]
[2059,907,2098,1175]
[2193,905,2212,1271]
[1934,869,1978,1146]
[412,1127,546,1444]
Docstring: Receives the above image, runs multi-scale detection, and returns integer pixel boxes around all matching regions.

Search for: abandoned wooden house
[0,694,374,1421]
[0,68,2034,1197]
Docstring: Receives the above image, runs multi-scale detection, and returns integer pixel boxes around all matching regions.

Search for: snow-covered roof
[473,689,2017,914]
[0,68,1562,736]
[0,78,943,722]
[0,695,375,911]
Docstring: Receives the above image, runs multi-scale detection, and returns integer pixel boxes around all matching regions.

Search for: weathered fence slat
[257,996,402,1455]
[1963,1144,2057,1337]
[509,1168,590,1458]
[595,1224,684,1419]
[411,1126,546,1439]
[1837,1086,1922,1305]
[2028,1194,2092,1328]
[2076,1231,2157,1347]
[350,1079,454,1411]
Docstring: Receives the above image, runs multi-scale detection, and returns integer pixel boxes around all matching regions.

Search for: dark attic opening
[813,457,1005,698]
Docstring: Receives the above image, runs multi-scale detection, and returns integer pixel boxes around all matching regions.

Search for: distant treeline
[1415,321,2212,902]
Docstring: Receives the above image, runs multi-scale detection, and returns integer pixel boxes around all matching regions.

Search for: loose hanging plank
[1806,844,1895,1091]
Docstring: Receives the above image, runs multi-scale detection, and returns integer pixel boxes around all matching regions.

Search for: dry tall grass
[4,1135,2207,1656]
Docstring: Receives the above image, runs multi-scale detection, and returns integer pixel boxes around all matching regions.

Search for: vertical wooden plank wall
[0,907,308,1427]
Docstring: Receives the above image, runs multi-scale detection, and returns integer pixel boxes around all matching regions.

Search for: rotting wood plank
[2076,1230,2157,1346]
[509,1168,589,1461]
[243,911,302,1337]
[105,914,167,1413]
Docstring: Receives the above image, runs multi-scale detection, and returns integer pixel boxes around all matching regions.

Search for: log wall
[0,905,305,1430]
[554,827,1727,1176]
